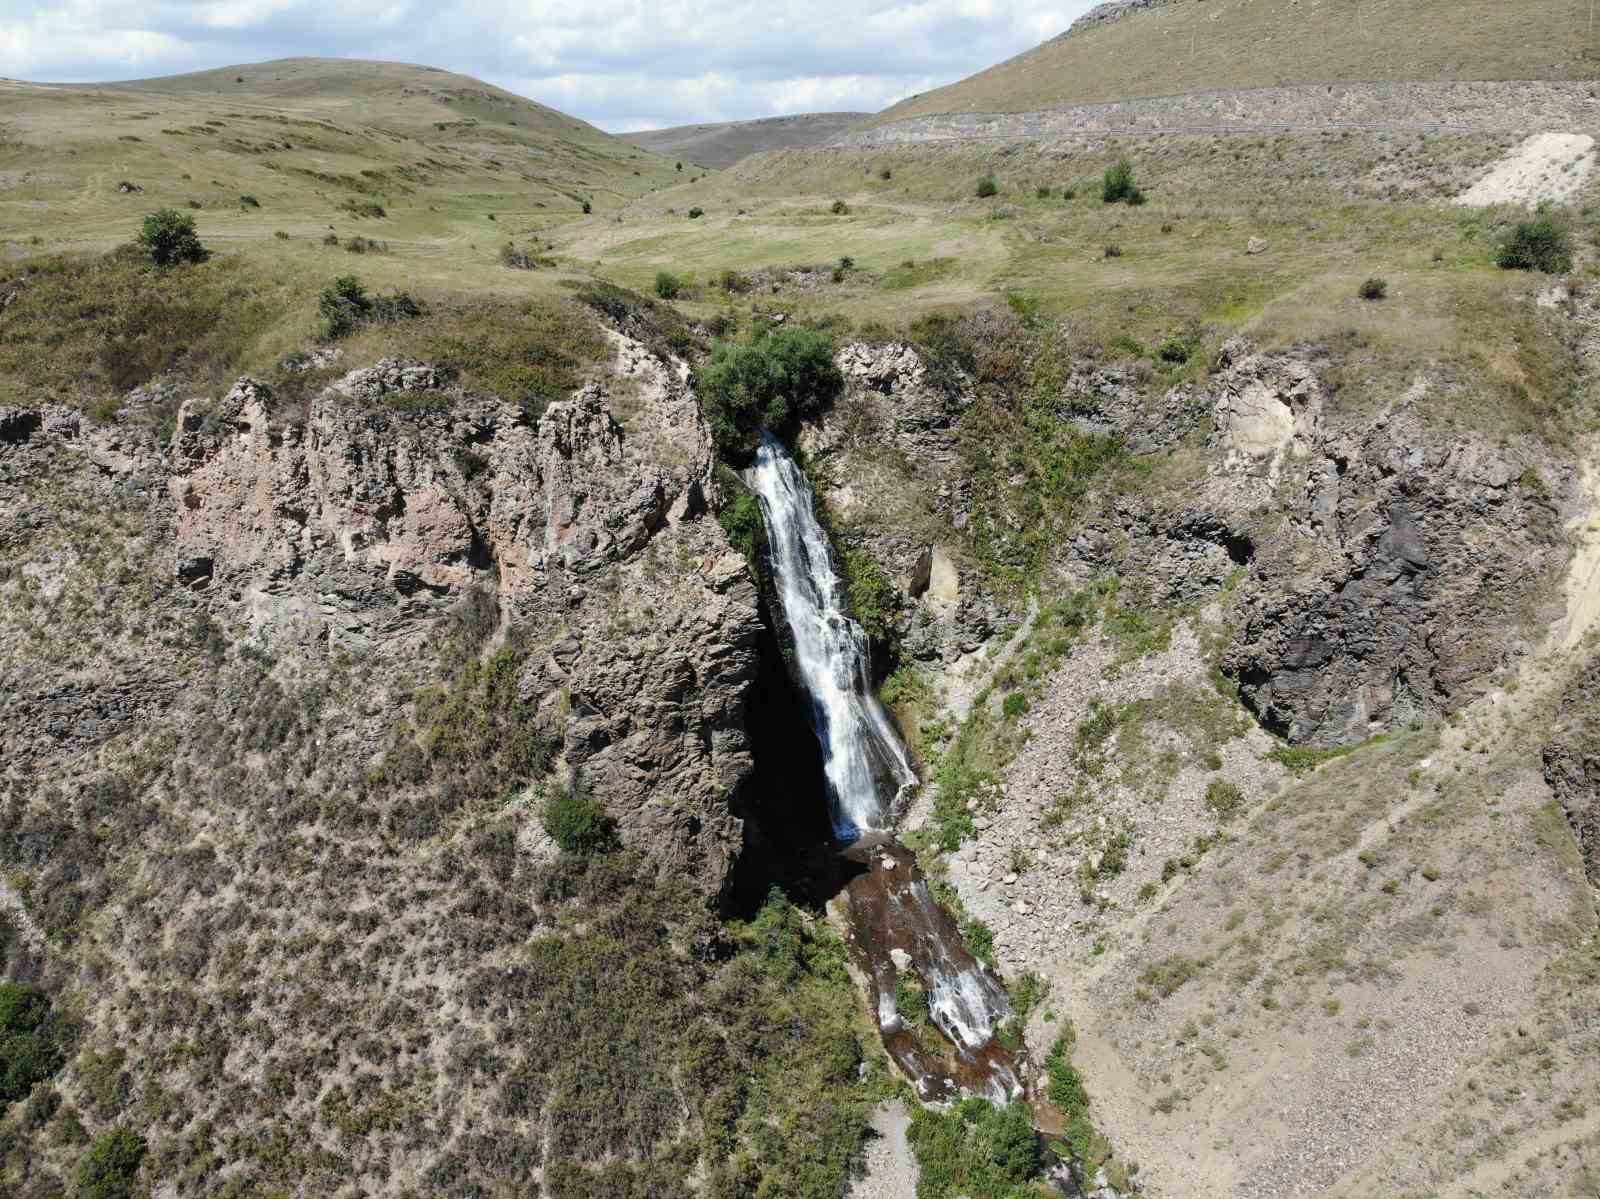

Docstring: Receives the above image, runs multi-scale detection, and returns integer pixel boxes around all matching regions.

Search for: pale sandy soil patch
[1454,131,1595,207]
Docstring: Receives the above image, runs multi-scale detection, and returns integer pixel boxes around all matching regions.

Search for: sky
[0,1,1096,131]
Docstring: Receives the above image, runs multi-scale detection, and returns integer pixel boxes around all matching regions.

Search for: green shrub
[843,546,896,644]
[692,326,843,459]
[317,275,420,339]
[718,268,750,293]
[654,270,682,300]
[1497,216,1572,273]
[1045,1035,1089,1115]
[975,176,998,198]
[1103,243,1123,258]
[581,200,592,214]
[894,974,929,1027]
[76,1128,146,1199]
[1101,158,1145,205]
[714,467,765,563]
[137,208,208,266]
[1036,185,1051,199]
[1001,692,1029,720]
[238,194,260,208]
[1062,186,1076,200]
[1156,335,1190,363]
[879,167,892,180]
[339,199,387,219]
[830,199,849,215]
[1204,779,1243,820]
[542,780,616,855]
[0,983,66,1103]
[908,1100,1040,1197]
[1358,277,1388,300]
[688,206,704,219]
[1138,955,1202,998]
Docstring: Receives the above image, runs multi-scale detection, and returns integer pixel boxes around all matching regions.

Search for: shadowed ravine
[747,434,1023,1104]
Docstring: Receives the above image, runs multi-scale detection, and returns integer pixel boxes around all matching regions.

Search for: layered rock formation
[4,332,760,895]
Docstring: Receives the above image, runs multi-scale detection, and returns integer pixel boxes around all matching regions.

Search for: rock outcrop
[7,333,761,895]
[1545,649,1600,886]
[810,335,1572,748]
[1203,342,1568,743]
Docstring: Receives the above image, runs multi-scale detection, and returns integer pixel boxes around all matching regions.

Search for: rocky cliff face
[0,329,779,1195]
[1201,340,1568,742]
[804,336,1572,747]
[1545,649,1600,886]
[4,331,760,896]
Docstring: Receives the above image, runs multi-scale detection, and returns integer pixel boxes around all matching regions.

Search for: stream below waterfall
[747,433,1023,1104]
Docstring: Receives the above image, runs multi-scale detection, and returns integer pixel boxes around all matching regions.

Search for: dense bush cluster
[692,326,844,459]
[75,1129,146,1199]
[317,274,421,339]
[0,983,67,1103]
[908,1098,1041,1198]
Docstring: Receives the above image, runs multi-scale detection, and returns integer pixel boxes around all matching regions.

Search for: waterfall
[748,433,918,841]
[746,432,1022,1105]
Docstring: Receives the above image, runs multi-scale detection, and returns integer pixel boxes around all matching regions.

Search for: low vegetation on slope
[620,112,871,171]
[867,0,1597,125]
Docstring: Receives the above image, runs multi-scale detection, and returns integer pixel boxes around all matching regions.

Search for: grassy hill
[867,0,1599,125]
[0,58,686,406]
[0,58,676,278]
[620,112,870,170]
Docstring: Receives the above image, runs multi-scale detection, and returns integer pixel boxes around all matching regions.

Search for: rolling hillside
[0,57,677,265]
[620,112,868,169]
[867,0,1599,126]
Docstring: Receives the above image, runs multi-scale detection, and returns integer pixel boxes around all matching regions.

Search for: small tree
[1497,215,1573,273]
[693,326,844,459]
[137,208,207,266]
[654,270,681,300]
[1101,158,1145,205]
[976,176,998,198]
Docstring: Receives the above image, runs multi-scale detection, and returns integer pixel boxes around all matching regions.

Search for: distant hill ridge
[621,112,869,169]
[867,0,1598,128]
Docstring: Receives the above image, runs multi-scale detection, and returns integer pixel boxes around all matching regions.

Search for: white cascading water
[748,433,918,840]
[748,433,1021,1104]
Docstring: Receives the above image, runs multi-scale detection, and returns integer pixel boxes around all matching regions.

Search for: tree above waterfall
[693,326,844,459]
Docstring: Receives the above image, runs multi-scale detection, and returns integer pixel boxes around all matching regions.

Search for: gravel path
[849,1102,917,1199]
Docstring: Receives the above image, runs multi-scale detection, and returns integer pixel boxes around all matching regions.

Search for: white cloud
[0,0,1096,130]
